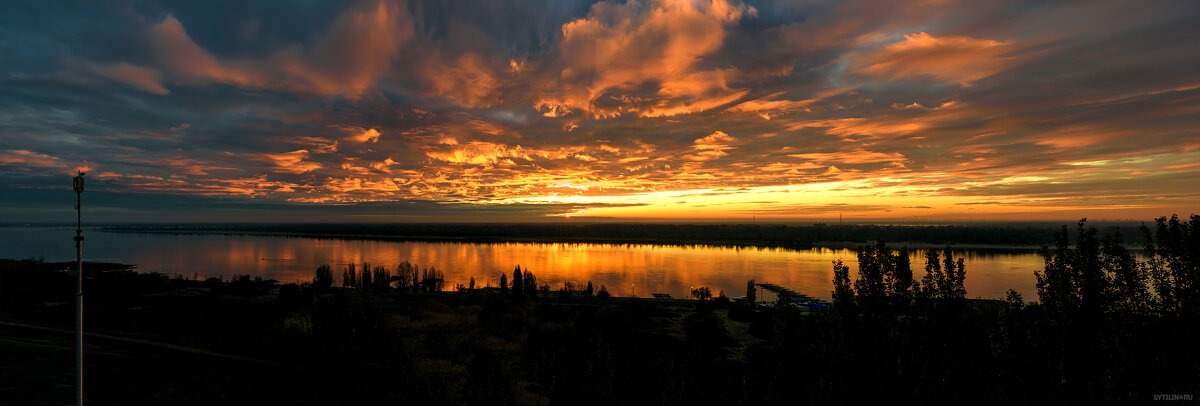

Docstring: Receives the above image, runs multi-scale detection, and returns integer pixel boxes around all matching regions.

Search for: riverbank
[0,259,759,404]
[99,226,1065,252]
[0,228,1057,301]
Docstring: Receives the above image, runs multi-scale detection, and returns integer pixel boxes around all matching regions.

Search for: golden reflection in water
[6,229,1045,300]
[130,238,1044,300]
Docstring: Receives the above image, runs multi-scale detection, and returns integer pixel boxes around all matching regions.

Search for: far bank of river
[1,227,1048,300]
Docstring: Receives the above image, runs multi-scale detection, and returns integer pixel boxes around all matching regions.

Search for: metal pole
[73,173,84,406]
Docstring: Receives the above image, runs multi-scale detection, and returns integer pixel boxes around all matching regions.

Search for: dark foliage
[312,264,333,291]
[3,215,1197,404]
[512,266,523,298]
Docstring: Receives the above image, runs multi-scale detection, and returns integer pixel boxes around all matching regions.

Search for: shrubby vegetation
[2,215,1196,404]
[771,215,1199,403]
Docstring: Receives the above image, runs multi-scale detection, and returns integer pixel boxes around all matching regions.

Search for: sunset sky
[1,0,1197,223]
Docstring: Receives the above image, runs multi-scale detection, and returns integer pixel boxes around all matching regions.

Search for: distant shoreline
[98,227,1062,252]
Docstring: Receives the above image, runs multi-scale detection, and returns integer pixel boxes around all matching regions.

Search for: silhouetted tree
[917,247,965,303]
[343,263,357,288]
[691,286,712,301]
[1074,222,1106,317]
[421,266,444,292]
[360,262,373,291]
[1035,226,1074,315]
[891,247,914,303]
[499,273,508,296]
[1036,216,1197,318]
[1103,231,1147,314]
[395,262,416,289]
[1004,288,1024,312]
[917,249,941,302]
[746,279,756,303]
[469,276,475,290]
[855,241,889,299]
[832,259,854,312]
[313,264,333,291]
[854,241,893,314]
[523,270,537,296]
[585,281,594,297]
[371,265,390,291]
[1036,220,1107,318]
[1141,214,1199,315]
[512,266,523,298]
[942,247,966,300]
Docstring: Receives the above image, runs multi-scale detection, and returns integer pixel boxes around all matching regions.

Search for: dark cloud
[0,0,1197,222]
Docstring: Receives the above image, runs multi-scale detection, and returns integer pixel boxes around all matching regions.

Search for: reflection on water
[1,227,1046,299]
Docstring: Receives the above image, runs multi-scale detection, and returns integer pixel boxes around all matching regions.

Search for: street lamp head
[73,172,85,193]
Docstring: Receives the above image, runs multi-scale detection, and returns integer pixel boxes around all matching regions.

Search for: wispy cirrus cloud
[88,63,170,95]
[846,32,1024,85]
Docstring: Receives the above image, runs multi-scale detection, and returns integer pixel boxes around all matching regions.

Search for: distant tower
[72,171,85,406]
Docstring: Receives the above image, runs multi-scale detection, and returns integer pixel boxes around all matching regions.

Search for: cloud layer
[1,0,1197,222]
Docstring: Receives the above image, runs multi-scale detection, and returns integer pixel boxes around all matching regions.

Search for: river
[1,227,1046,300]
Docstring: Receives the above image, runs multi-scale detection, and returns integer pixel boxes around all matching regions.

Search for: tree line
[783,215,1199,403]
[108,221,1127,248]
[312,262,611,300]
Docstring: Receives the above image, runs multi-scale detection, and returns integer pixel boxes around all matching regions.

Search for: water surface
[1,227,1046,300]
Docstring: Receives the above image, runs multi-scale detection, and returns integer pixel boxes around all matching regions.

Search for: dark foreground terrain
[2,216,1197,404]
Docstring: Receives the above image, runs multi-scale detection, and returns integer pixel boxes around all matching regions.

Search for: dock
[755,283,811,302]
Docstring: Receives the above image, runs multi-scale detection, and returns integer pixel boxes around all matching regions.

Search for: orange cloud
[425,142,597,166]
[729,94,816,119]
[787,118,926,139]
[93,171,302,197]
[340,127,381,143]
[0,149,66,168]
[145,156,240,176]
[291,136,339,153]
[426,142,537,166]
[1167,163,1200,170]
[789,149,907,165]
[149,14,264,87]
[537,0,755,118]
[90,63,169,94]
[683,131,735,161]
[849,32,1022,84]
[782,100,982,142]
[1033,125,1134,148]
[422,53,499,107]
[254,150,322,174]
[0,150,90,174]
[692,131,734,150]
[148,0,413,97]
[758,162,825,173]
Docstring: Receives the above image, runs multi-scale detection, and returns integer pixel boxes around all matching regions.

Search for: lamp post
[72,171,84,406]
